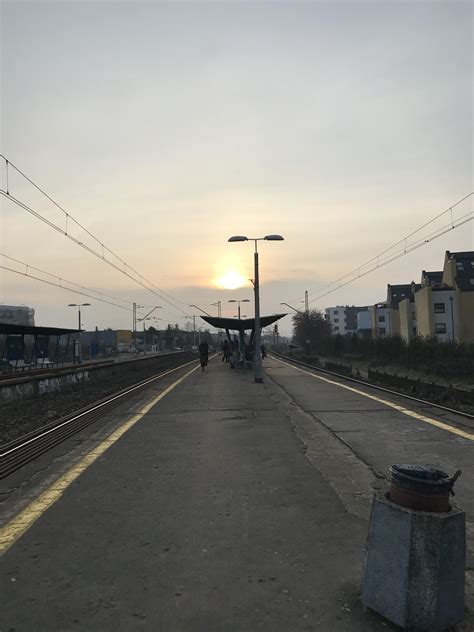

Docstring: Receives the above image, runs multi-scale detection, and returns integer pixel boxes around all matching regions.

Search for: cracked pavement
[1,356,473,630]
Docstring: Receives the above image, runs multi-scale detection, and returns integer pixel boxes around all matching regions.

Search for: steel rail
[270,352,474,421]
[0,357,198,479]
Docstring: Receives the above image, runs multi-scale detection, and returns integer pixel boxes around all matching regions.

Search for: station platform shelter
[0,323,80,371]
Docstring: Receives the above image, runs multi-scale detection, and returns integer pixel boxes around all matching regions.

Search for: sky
[0,0,472,336]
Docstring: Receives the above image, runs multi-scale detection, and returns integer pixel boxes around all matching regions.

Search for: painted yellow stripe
[0,363,199,556]
[273,357,474,441]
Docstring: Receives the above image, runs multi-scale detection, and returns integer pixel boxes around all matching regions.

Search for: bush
[308,334,473,380]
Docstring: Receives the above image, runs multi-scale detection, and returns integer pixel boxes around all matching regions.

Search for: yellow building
[376,251,474,343]
[402,251,474,343]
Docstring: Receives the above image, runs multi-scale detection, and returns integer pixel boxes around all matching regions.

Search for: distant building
[325,305,370,336]
[78,329,134,356]
[411,250,474,342]
[369,303,393,338]
[325,306,346,335]
[357,310,372,336]
[0,305,35,327]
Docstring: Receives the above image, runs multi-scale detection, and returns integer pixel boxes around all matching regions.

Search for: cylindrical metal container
[389,465,461,513]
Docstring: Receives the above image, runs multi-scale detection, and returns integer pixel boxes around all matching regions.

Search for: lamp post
[137,316,162,353]
[211,301,222,317]
[185,315,197,348]
[281,292,311,355]
[228,234,284,383]
[136,307,161,353]
[228,298,250,319]
[68,303,90,364]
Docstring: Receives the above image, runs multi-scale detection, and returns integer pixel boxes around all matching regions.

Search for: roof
[386,284,413,309]
[446,250,474,292]
[200,313,286,332]
[446,250,474,261]
[421,270,443,286]
[0,323,80,336]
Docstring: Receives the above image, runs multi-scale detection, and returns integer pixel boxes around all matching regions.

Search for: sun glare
[214,270,247,290]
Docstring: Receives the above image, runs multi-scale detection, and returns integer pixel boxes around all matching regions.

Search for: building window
[378,315,385,323]
[435,323,447,334]
[379,327,386,334]
[334,326,339,331]
[470,279,474,286]
[456,262,464,270]
[413,327,417,336]
[434,303,445,314]
[334,318,339,323]
[412,312,416,320]
[333,310,339,315]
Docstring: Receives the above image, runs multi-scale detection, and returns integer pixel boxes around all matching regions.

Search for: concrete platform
[1,356,472,630]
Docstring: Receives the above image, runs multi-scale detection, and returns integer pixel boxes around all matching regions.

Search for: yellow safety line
[273,357,474,442]
[0,363,199,556]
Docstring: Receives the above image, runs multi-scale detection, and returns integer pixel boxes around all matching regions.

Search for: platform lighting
[68,303,91,365]
[210,301,222,318]
[228,234,284,383]
[228,298,250,319]
[68,303,90,331]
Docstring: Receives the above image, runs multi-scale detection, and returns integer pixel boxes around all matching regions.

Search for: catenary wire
[285,193,473,307]
[0,155,191,317]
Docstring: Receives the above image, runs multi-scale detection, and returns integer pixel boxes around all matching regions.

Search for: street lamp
[228,234,284,383]
[210,301,222,317]
[68,303,90,364]
[281,299,311,355]
[228,298,250,319]
[68,303,90,331]
[137,316,162,353]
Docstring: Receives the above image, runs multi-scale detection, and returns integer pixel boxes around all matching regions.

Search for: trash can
[389,464,461,512]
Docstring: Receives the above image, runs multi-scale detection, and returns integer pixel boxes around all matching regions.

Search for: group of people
[220,339,266,364]
[199,339,267,372]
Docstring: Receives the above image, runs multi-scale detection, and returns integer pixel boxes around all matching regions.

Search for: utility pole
[305,290,311,356]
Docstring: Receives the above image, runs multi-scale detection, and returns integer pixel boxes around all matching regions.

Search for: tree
[292,309,330,352]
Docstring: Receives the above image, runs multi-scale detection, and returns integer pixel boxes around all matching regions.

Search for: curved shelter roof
[200,313,287,332]
[0,323,80,336]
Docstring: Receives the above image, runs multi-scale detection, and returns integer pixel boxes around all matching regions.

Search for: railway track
[270,351,474,422]
[0,357,198,479]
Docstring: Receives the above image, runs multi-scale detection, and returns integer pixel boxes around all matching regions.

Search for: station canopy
[0,323,80,336]
[200,313,287,332]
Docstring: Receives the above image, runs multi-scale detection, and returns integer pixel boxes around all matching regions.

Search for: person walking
[199,340,209,371]
[222,339,230,363]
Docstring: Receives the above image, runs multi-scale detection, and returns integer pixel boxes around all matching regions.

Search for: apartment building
[325,305,369,335]
[326,251,473,343]
[398,251,473,343]
[370,303,393,338]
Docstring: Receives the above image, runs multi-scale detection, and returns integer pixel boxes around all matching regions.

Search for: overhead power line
[286,193,473,307]
[0,155,191,317]
[0,253,150,312]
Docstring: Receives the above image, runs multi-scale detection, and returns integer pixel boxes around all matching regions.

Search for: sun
[214,270,247,290]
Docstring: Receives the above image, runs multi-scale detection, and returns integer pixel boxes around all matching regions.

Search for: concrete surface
[0,356,472,630]
[362,494,465,631]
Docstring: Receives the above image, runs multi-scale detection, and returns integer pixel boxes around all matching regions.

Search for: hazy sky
[1,1,472,335]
